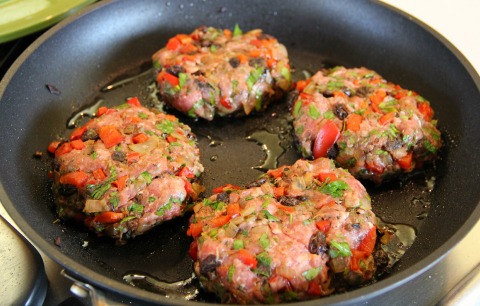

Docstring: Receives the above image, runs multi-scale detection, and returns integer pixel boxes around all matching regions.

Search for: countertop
[0,0,479,305]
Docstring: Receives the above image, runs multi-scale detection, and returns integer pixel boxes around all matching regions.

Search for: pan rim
[1,0,479,304]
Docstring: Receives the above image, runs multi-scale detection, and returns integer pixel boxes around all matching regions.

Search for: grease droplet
[246,130,285,171]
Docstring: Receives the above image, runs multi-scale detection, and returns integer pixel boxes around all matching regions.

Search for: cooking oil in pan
[375,218,417,277]
[122,272,199,300]
[67,99,104,128]
[246,129,285,171]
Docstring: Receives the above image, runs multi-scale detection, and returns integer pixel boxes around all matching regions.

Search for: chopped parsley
[156,120,175,134]
[129,202,144,214]
[88,167,117,200]
[140,171,153,184]
[256,251,272,266]
[281,66,291,82]
[319,180,349,198]
[424,139,438,153]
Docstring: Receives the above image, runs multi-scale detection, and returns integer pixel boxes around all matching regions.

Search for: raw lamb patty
[152,25,291,120]
[50,97,204,242]
[291,66,442,184]
[187,158,378,303]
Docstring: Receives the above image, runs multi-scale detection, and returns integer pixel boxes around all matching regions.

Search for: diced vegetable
[312,120,340,159]
[98,125,123,149]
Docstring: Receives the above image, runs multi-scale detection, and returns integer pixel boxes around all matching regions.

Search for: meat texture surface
[188,158,378,303]
[51,98,204,242]
[152,25,291,120]
[291,66,441,184]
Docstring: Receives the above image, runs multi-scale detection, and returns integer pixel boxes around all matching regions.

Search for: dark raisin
[308,231,328,255]
[323,90,334,98]
[81,128,98,141]
[112,151,126,163]
[257,33,273,40]
[216,192,230,204]
[200,254,219,276]
[200,40,212,48]
[327,144,339,159]
[385,138,403,151]
[333,104,349,120]
[278,196,301,206]
[343,88,353,97]
[246,176,269,188]
[352,223,361,229]
[58,184,77,196]
[194,79,214,90]
[356,86,372,97]
[228,57,240,68]
[248,57,266,68]
[166,65,186,77]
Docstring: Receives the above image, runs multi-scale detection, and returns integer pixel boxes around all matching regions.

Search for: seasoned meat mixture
[152,25,291,120]
[291,66,442,183]
[187,158,377,303]
[49,97,204,242]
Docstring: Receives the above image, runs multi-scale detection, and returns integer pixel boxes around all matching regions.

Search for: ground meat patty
[187,158,377,303]
[50,97,204,242]
[152,25,291,120]
[291,66,442,184]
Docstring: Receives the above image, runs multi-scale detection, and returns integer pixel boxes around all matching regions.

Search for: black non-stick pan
[0,0,479,305]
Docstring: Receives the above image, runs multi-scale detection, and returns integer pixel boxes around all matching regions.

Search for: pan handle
[61,270,127,306]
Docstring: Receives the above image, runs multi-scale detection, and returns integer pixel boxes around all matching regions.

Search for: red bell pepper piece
[312,120,340,159]
[132,133,149,144]
[236,249,257,268]
[59,171,89,188]
[70,126,87,141]
[94,211,124,224]
[357,226,377,255]
[98,125,123,149]
[346,113,363,132]
[127,97,141,107]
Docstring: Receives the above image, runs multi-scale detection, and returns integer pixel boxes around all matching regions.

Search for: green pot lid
[0,0,96,44]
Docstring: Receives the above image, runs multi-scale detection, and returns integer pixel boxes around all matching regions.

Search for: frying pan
[0,0,479,305]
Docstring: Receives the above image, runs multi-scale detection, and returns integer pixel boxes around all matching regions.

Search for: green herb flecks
[262,210,280,222]
[259,233,270,249]
[424,139,438,154]
[88,167,118,200]
[233,239,244,250]
[293,100,302,117]
[329,240,352,258]
[319,180,349,198]
[302,267,321,281]
[178,73,188,88]
[256,251,272,267]
[233,24,243,37]
[140,171,153,184]
[227,265,236,282]
[156,120,175,134]
[246,67,263,91]
[129,202,144,214]
[109,191,120,208]
[308,104,320,120]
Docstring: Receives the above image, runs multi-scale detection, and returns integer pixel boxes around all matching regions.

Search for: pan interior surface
[0,0,479,305]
